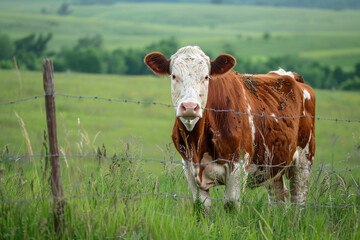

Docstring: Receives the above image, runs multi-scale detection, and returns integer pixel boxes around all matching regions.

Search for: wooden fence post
[42,59,65,238]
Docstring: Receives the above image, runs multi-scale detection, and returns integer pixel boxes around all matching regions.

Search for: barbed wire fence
[2,93,360,123]
[1,60,360,237]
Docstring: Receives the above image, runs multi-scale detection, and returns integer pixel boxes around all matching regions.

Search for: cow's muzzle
[178,102,201,119]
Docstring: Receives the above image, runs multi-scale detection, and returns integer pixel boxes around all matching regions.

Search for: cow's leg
[182,159,211,214]
[266,175,289,203]
[289,148,311,204]
[223,161,246,210]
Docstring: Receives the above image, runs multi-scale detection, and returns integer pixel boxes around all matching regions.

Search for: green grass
[1,1,360,69]
[1,1,360,237]
[0,68,359,238]
[1,140,359,239]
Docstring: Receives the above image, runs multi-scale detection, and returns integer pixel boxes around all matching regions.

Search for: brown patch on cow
[210,54,236,76]
[144,52,170,76]
[242,75,259,97]
[293,72,305,83]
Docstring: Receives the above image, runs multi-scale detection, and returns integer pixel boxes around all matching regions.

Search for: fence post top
[42,59,55,94]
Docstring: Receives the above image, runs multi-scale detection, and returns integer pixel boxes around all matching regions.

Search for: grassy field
[0,69,360,239]
[1,1,360,238]
[1,1,360,70]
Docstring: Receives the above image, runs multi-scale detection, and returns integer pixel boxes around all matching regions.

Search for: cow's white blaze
[271,113,278,122]
[269,68,295,79]
[302,89,311,115]
[170,46,211,131]
[247,104,255,145]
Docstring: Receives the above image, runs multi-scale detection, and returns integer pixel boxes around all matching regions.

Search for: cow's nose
[180,102,200,118]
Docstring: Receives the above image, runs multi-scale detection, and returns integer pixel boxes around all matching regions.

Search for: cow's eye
[204,75,209,82]
[171,74,177,80]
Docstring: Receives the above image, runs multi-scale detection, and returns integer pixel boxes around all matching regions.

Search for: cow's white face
[169,47,210,131]
[145,46,236,131]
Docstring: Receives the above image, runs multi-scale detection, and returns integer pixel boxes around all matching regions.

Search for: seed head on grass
[14,111,33,162]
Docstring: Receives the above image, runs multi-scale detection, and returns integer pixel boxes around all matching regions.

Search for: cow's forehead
[170,46,210,72]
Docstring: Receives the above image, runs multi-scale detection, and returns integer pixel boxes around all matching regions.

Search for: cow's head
[145,46,236,131]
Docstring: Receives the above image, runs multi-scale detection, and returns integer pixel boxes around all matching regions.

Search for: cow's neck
[173,116,211,164]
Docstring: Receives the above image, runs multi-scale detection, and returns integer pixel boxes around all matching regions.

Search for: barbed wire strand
[0,95,44,106]
[1,154,360,174]
[3,191,359,209]
[1,93,360,123]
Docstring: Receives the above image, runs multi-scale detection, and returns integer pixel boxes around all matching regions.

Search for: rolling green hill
[0,1,360,70]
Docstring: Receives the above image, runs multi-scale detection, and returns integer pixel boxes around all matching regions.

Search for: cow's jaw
[179,117,200,131]
[170,46,211,131]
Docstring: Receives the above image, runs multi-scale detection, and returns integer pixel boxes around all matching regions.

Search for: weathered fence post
[42,59,65,238]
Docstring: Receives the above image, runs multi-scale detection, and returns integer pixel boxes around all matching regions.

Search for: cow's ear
[210,54,236,76]
[144,52,170,76]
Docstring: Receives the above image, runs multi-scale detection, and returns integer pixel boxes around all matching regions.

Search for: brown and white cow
[145,46,315,213]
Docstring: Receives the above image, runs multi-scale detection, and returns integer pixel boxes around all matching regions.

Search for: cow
[144,46,315,213]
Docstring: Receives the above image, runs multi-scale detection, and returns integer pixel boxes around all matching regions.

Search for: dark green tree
[14,33,52,57]
[144,36,179,59]
[263,32,271,41]
[64,47,103,73]
[332,66,345,86]
[0,34,15,60]
[75,35,102,50]
[355,63,360,77]
[340,76,360,90]
[106,49,128,74]
[57,3,72,16]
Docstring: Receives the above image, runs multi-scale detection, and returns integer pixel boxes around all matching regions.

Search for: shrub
[0,34,15,60]
[64,47,104,73]
[339,77,360,91]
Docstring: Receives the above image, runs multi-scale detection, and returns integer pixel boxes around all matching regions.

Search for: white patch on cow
[271,113,278,122]
[302,89,311,115]
[290,131,312,204]
[182,158,211,213]
[197,153,226,190]
[247,104,255,145]
[269,68,295,79]
[179,117,200,131]
[242,153,250,190]
[303,89,311,100]
[170,46,211,131]
[223,154,249,209]
[185,152,250,211]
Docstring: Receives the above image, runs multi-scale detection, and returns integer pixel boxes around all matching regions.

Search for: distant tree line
[0,33,359,90]
[73,0,360,10]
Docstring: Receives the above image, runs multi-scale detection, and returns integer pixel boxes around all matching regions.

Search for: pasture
[1,0,360,238]
[0,69,360,238]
